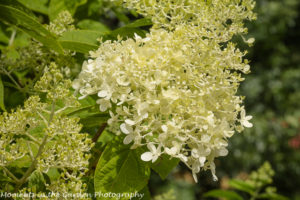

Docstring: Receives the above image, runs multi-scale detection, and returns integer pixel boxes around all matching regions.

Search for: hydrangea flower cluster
[46,11,75,36]
[0,63,92,196]
[115,0,256,44]
[73,0,256,181]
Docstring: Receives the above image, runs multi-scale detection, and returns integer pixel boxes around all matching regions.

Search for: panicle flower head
[0,63,92,194]
[74,0,255,181]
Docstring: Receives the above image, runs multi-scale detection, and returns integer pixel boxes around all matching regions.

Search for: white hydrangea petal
[210,162,218,181]
[246,38,255,44]
[134,33,142,40]
[123,134,134,144]
[99,104,107,112]
[191,149,199,158]
[199,157,206,167]
[192,172,198,183]
[207,114,215,126]
[152,155,159,163]
[243,120,253,128]
[147,143,157,153]
[240,108,246,118]
[141,152,153,162]
[98,90,108,98]
[120,123,133,134]
[178,154,188,162]
[165,147,177,155]
[125,119,135,126]
[218,148,229,156]
[156,145,162,154]
[72,79,81,90]
[201,134,211,143]
[78,95,87,100]
[246,115,253,120]
[161,125,168,132]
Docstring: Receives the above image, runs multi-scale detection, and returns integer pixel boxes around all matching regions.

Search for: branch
[26,141,35,161]
[14,100,56,192]
[0,67,23,91]
[25,133,41,146]
[9,29,16,46]
[2,166,20,183]
[92,123,107,143]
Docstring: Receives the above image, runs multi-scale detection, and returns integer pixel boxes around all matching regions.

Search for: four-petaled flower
[240,108,253,128]
[141,143,162,163]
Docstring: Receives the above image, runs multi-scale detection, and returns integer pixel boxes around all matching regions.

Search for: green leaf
[104,17,153,40]
[151,154,179,180]
[64,0,87,13]
[5,90,26,109]
[0,0,64,54]
[104,27,146,41]
[0,27,9,44]
[125,18,152,28]
[229,179,255,195]
[203,190,243,200]
[132,186,151,200]
[94,136,151,199]
[58,30,104,53]
[77,19,110,32]
[0,171,13,183]
[46,168,60,182]
[97,130,115,147]
[49,0,87,20]
[59,40,97,53]
[18,0,48,15]
[86,0,103,16]
[0,76,5,111]
[101,18,151,41]
[65,95,97,117]
[112,7,130,24]
[1,0,35,17]
[48,0,65,21]
[80,114,109,128]
[28,170,46,192]
[59,18,150,53]
[60,30,104,44]
[258,193,289,200]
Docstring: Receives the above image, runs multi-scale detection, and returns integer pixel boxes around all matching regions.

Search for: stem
[14,135,49,192]
[92,123,107,143]
[14,100,56,192]
[48,100,56,124]
[250,183,261,200]
[25,133,41,145]
[87,123,108,175]
[1,68,23,92]
[55,106,70,115]
[26,141,35,161]
[2,166,20,183]
[66,105,95,116]
[9,29,16,46]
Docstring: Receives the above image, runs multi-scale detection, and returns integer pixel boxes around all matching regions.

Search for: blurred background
[1,0,300,199]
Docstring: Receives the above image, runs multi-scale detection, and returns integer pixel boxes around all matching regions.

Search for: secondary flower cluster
[0,64,92,196]
[73,0,255,181]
